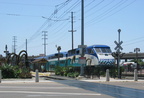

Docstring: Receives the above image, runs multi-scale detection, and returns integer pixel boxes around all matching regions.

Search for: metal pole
[81,0,84,46]
[80,0,84,76]
[71,12,74,50]
[117,55,120,78]
[118,29,121,79]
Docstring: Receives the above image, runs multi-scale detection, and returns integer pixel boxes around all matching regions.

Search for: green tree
[130,59,144,68]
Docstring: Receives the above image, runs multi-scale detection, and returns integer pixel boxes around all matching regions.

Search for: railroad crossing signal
[114,40,123,50]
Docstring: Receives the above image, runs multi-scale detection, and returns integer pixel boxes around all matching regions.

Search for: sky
[0,0,144,57]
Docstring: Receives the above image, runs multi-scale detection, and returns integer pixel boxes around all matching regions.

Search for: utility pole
[81,0,84,47]
[13,36,17,53]
[42,31,48,56]
[79,0,86,77]
[68,12,76,50]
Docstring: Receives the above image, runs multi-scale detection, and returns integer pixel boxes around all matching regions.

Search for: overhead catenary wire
[84,0,115,19]
[85,0,128,26]
[94,0,136,24]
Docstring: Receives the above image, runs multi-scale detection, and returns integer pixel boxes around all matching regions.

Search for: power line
[85,0,104,13]
[0,12,42,17]
[85,0,128,25]
[123,36,144,46]
[0,2,53,7]
[86,0,136,26]
[84,0,114,19]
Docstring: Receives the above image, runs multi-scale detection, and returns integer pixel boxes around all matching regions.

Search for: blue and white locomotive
[45,45,115,71]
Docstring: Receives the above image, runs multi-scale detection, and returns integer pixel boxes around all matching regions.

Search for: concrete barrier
[134,69,138,81]
[106,69,110,81]
[35,69,39,82]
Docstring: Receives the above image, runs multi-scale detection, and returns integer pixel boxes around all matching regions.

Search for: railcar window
[101,48,111,53]
[95,48,101,53]
[88,48,94,54]
[101,48,107,53]
[91,49,94,54]
[76,50,79,54]
[55,54,63,58]
[87,49,90,54]
[106,48,112,53]
[95,47,111,53]
[68,49,76,56]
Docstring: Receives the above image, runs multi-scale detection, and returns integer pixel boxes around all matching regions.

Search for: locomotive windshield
[95,47,112,53]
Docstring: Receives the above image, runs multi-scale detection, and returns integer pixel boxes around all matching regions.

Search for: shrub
[0,64,32,79]
[54,66,80,78]
[67,72,79,78]
[55,66,62,75]
[0,64,17,78]
[18,67,32,78]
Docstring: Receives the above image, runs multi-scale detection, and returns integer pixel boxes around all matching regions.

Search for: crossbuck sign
[114,40,123,50]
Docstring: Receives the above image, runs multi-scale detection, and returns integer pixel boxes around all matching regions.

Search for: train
[32,45,115,71]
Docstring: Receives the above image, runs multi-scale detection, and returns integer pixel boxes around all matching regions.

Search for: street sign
[114,41,123,50]
[78,45,87,48]
[78,57,86,64]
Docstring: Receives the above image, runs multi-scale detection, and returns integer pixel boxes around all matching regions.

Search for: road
[0,79,144,98]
